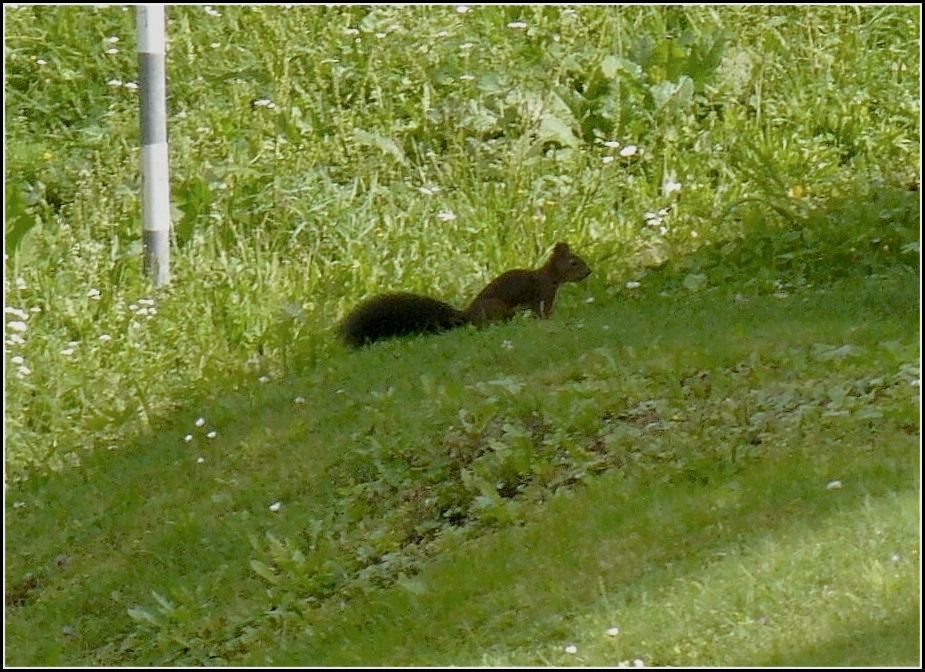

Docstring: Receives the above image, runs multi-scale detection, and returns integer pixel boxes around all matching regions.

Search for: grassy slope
[4,4,921,667]
[5,266,919,666]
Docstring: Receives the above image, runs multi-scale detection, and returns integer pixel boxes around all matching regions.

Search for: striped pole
[137,4,171,286]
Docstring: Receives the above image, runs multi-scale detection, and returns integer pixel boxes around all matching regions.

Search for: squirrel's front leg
[535,288,558,318]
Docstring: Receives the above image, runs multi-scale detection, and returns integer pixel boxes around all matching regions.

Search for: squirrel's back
[339,292,468,347]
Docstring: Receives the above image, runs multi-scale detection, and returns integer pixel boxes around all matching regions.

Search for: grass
[5,270,919,666]
[264,443,918,667]
[4,4,922,667]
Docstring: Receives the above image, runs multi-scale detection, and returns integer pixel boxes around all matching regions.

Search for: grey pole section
[137,4,171,286]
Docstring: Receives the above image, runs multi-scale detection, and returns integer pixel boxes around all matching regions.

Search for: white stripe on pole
[137,4,171,286]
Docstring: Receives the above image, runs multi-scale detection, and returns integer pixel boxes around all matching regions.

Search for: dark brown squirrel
[464,242,591,326]
[338,242,591,347]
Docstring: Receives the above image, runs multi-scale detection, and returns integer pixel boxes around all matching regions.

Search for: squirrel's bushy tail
[338,292,469,347]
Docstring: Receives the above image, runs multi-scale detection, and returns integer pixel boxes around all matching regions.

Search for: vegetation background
[4,4,920,666]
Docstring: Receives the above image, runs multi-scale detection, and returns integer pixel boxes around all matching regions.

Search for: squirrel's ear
[553,242,570,254]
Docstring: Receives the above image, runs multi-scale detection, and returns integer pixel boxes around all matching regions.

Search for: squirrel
[464,242,591,326]
[338,242,591,347]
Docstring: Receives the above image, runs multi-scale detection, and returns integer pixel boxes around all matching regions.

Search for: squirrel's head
[550,242,591,280]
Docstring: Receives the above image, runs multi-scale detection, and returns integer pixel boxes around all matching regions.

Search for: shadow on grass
[756,604,921,667]
[634,175,919,295]
[4,178,920,666]
[263,421,920,666]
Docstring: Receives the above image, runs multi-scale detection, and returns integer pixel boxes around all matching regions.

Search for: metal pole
[137,4,171,286]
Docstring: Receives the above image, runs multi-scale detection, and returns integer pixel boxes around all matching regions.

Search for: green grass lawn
[4,4,921,667]
[6,269,919,666]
